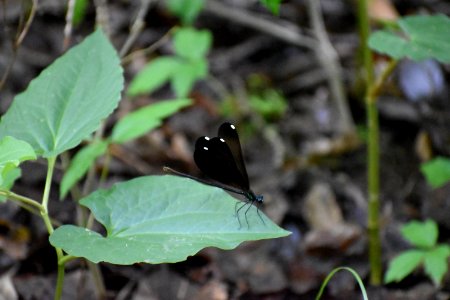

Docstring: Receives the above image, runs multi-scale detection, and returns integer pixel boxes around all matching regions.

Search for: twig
[121,27,176,65]
[63,0,76,50]
[119,0,156,58]
[307,0,355,135]
[15,0,38,48]
[203,0,317,50]
[0,0,38,90]
[93,0,110,35]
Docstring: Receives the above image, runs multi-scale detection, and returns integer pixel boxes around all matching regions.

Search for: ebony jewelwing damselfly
[164,122,265,229]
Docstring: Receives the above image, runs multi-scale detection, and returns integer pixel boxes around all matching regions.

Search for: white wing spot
[230,124,235,130]
[220,138,225,142]
[204,136,210,140]
[203,147,208,151]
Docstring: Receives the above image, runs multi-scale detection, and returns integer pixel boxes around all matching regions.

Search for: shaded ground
[1,0,450,299]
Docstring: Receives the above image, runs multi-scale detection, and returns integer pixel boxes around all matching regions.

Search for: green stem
[42,157,56,210]
[357,0,380,285]
[366,97,381,285]
[367,59,398,286]
[87,261,107,299]
[54,263,65,300]
[358,0,374,85]
[0,189,44,213]
[316,267,369,300]
[58,255,77,265]
[40,157,66,300]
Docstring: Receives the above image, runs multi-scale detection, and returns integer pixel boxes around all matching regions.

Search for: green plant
[420,157,450,189]
[128,27,212,98]
[260,0,282,15]
[166,0,205,24]
[316,267,368,300]
[165,0,282,23]
[220,74,287,121]
[60,98,192,198]
[0,29,289,300]
[357,10,450,285]
[385,220,450,286]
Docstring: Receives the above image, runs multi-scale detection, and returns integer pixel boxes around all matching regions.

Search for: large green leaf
[50,175,290,265]
[111,98,192,143]
[369,15,450,63]
[0,29,123,157]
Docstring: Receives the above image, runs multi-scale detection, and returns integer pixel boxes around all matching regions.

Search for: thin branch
[15,0,38,48]
[119,0,156,58]
[307,0,355,135]
[203,0,317,50]
[122,26,176,65]
[0,0,38,90]
[0,189,43,213]
[63,0,76,50]
[93,0,110,35]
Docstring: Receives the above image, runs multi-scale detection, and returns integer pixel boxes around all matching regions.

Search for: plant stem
[366,96,381,285]
[41,157,66,300]
[307,0,355,135]
[316,267,369,300]
[358,0,400,276]
[54,263,65,300]
[358,0,374,85]
[0,189,44,213]
[357,0,381,285]
[42,157,56,211]
[87,260,107,299]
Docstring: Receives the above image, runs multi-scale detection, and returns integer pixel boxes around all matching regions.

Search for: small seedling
[385,220,450,286]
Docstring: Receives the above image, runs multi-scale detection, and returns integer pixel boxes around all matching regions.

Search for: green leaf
[0,136,36,167]
[111,98,192,143]
[260,0,282,15]
[1,167,21,190]
[401,219,438,248]
[171,61,207,97]
[423,245,450,286]
[420,157,450,188]
[173,28,212,60]
[60,140,109,199]
[72,0,89,26]
[248,90,287,120]
[384,250,425,283]
[0,136,36,186]
[0,167,21,202]
[50,175,290,264]
[128,57,180,96]
[0,29,124,158]
[166,0,204,25]
[369,15,450,63]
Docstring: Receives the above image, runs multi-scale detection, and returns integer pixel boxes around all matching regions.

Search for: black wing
[218,122,249,189]
[193,134,249,191]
